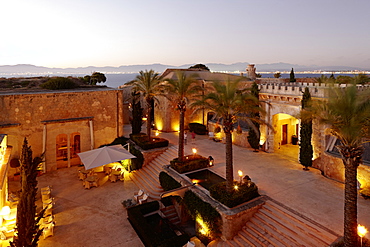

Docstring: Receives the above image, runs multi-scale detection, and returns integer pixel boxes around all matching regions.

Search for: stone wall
[0,88,124,172]
[208,122,251,148]
[219,196,265,240]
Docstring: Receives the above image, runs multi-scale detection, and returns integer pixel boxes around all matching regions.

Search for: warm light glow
[192,179,200,184]
[238,170,243,177]
[196,215,210,235]
[192,148,197,154]
[358,224,368,238]
[0,206,10,216]
[142,117,147,121]
[155,131,159,136]
[209,161,214,166]
[234,185,239,190]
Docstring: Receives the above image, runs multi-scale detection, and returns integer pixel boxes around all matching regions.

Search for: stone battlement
[259,82,370,99]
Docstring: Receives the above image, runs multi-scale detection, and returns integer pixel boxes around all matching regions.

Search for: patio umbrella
[77,145,136,170]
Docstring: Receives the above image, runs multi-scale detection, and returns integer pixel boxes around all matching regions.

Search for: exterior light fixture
[155,131,159,136]
[358,224,368,246]
[238,170,243,184]
[192,148,197,155]
[234,185,239,190]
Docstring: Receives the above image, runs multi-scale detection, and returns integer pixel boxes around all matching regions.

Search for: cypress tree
[247,81,260,151]
[11,138,44,247]
[290,68,296,82]
[130,91,143,135]
[299,87,313,170]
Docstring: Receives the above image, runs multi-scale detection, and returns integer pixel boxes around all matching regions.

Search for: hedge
[182,190,221,244]
[188,123,208,135]
[159,172,182,191]
[130,133,169,150]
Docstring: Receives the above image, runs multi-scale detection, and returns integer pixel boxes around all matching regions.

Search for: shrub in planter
[188,123,207,135]
[130,133,169,150]
[170,154,209,173]
[210,181,260,208]
[159,172,181,191]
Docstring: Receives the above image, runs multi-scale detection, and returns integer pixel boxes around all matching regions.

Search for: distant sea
[1,72,364,89]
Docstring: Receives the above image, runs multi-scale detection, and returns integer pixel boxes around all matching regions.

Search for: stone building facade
[0,88,124,173]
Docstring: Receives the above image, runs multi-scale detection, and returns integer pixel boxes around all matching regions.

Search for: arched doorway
[272,113,299,160]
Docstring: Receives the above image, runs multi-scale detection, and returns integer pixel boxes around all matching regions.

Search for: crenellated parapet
[259,82,370,101]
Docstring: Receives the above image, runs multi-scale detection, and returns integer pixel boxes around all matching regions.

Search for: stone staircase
[129,146,178,200]
[209,199,339,247]
[160,205,181,226]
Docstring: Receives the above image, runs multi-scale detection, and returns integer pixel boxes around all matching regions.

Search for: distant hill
[0,63,367,76]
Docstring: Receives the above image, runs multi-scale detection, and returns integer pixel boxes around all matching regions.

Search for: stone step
[254,213,310,246]
[141,162,162,180]
[244,221,286,247]
[129,173,162,200]
[263,201,337,244]
[258,209,324,246]
[242,224,266,247]
[237,225,263,247]
[160,205,180,225]
[155,155,173,166]
[134,169,161,189]
[131,170,162,191]
[149,160,166,173]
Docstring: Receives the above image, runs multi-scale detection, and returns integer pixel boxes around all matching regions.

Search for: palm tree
[311,81,370,247]
[127,70,161,141]
[162,71,201,161]
[191,78,264,192]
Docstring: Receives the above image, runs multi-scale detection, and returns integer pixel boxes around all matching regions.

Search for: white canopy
[77,145,136,170]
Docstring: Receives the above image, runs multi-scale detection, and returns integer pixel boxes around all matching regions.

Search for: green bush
[159,172,182,191]
[127,201,189,247]
[188,123,208,135]
[170,154,209,173]
[210,181,260,208]
[40,77,77,90]
[182,190,221,244]
[130,133,169,150]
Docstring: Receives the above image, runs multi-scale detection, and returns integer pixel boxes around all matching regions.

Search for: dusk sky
[2,0,370,69]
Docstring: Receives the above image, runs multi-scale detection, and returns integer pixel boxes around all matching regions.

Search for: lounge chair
[44,204,53,217]
[42,197,54,209]
[43,222,55,239]
[42,191,51,202]
[41,186,52,193]
[134,189,144,203]
[139,193,149,204]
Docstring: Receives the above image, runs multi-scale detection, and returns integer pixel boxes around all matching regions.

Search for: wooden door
[282,124,288,145]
